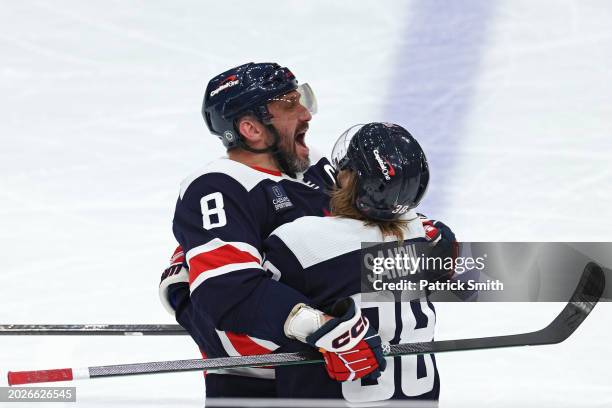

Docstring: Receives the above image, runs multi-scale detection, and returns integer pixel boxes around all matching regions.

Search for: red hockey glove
[418,213,456,244]
[419,213,458,281]
[319,325,386,382]
[304,298,386,382]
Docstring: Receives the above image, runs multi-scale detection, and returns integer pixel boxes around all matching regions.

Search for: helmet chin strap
[237,124,297,178]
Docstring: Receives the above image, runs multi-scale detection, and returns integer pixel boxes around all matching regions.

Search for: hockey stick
[0,324,187,336]
[7,262,604,386]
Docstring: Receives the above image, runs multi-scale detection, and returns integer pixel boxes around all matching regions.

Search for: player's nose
[299,104,312,122]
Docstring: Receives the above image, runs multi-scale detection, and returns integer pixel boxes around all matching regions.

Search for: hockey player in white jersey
[264,122,456,403]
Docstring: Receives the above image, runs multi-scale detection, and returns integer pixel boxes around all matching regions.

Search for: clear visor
[330,123,366,170]
[266,83,317,122]
[297,83,317,115]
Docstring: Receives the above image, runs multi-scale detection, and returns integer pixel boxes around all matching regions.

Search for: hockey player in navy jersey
[160,62,384,400]
[263,122,456,403]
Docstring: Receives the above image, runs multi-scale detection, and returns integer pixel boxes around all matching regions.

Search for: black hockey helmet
[202,62,317,149]
[331,122,429,220]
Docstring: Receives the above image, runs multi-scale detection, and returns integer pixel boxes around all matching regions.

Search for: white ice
[1,1,611,407]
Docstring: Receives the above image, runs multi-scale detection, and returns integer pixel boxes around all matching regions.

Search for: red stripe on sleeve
[225,332,272,355]
[188,244,261,284]
[170,245,185,264]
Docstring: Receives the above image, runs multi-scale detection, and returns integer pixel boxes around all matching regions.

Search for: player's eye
[287,97,299,108]
[270,95,300,110]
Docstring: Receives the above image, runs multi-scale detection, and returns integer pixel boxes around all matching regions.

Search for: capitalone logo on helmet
[210,77,240,97]
[373,149,393,181]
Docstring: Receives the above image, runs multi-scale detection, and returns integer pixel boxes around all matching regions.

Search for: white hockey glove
[159,245,190,316]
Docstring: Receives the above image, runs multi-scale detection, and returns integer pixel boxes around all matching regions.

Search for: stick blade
[540,262,605,344]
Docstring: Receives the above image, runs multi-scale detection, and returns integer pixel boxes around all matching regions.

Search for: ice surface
[1,1,611,406]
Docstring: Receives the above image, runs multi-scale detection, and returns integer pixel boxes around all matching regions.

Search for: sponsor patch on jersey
[266,184,294,212]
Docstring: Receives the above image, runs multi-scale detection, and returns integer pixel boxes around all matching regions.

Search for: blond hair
[329,171,408,241]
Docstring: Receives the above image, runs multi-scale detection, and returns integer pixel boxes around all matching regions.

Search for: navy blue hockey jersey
[263,212,443,403]
[172,155,335,380]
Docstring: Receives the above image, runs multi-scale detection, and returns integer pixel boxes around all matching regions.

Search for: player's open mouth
[295,130,309,158]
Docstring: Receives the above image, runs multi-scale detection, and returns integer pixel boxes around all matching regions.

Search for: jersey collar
[249,165,282,177]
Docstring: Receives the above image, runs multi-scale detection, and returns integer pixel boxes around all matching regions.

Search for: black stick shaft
[0,324,187,335]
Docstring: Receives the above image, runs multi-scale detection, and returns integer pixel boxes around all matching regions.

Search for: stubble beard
[272,127,310,175]
[276,143,311,175]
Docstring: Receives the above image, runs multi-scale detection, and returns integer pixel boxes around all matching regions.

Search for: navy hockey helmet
[331,122,429,220]
[202,62,316,149]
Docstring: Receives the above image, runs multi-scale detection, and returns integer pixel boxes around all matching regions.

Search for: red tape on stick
[8,368,73,385]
